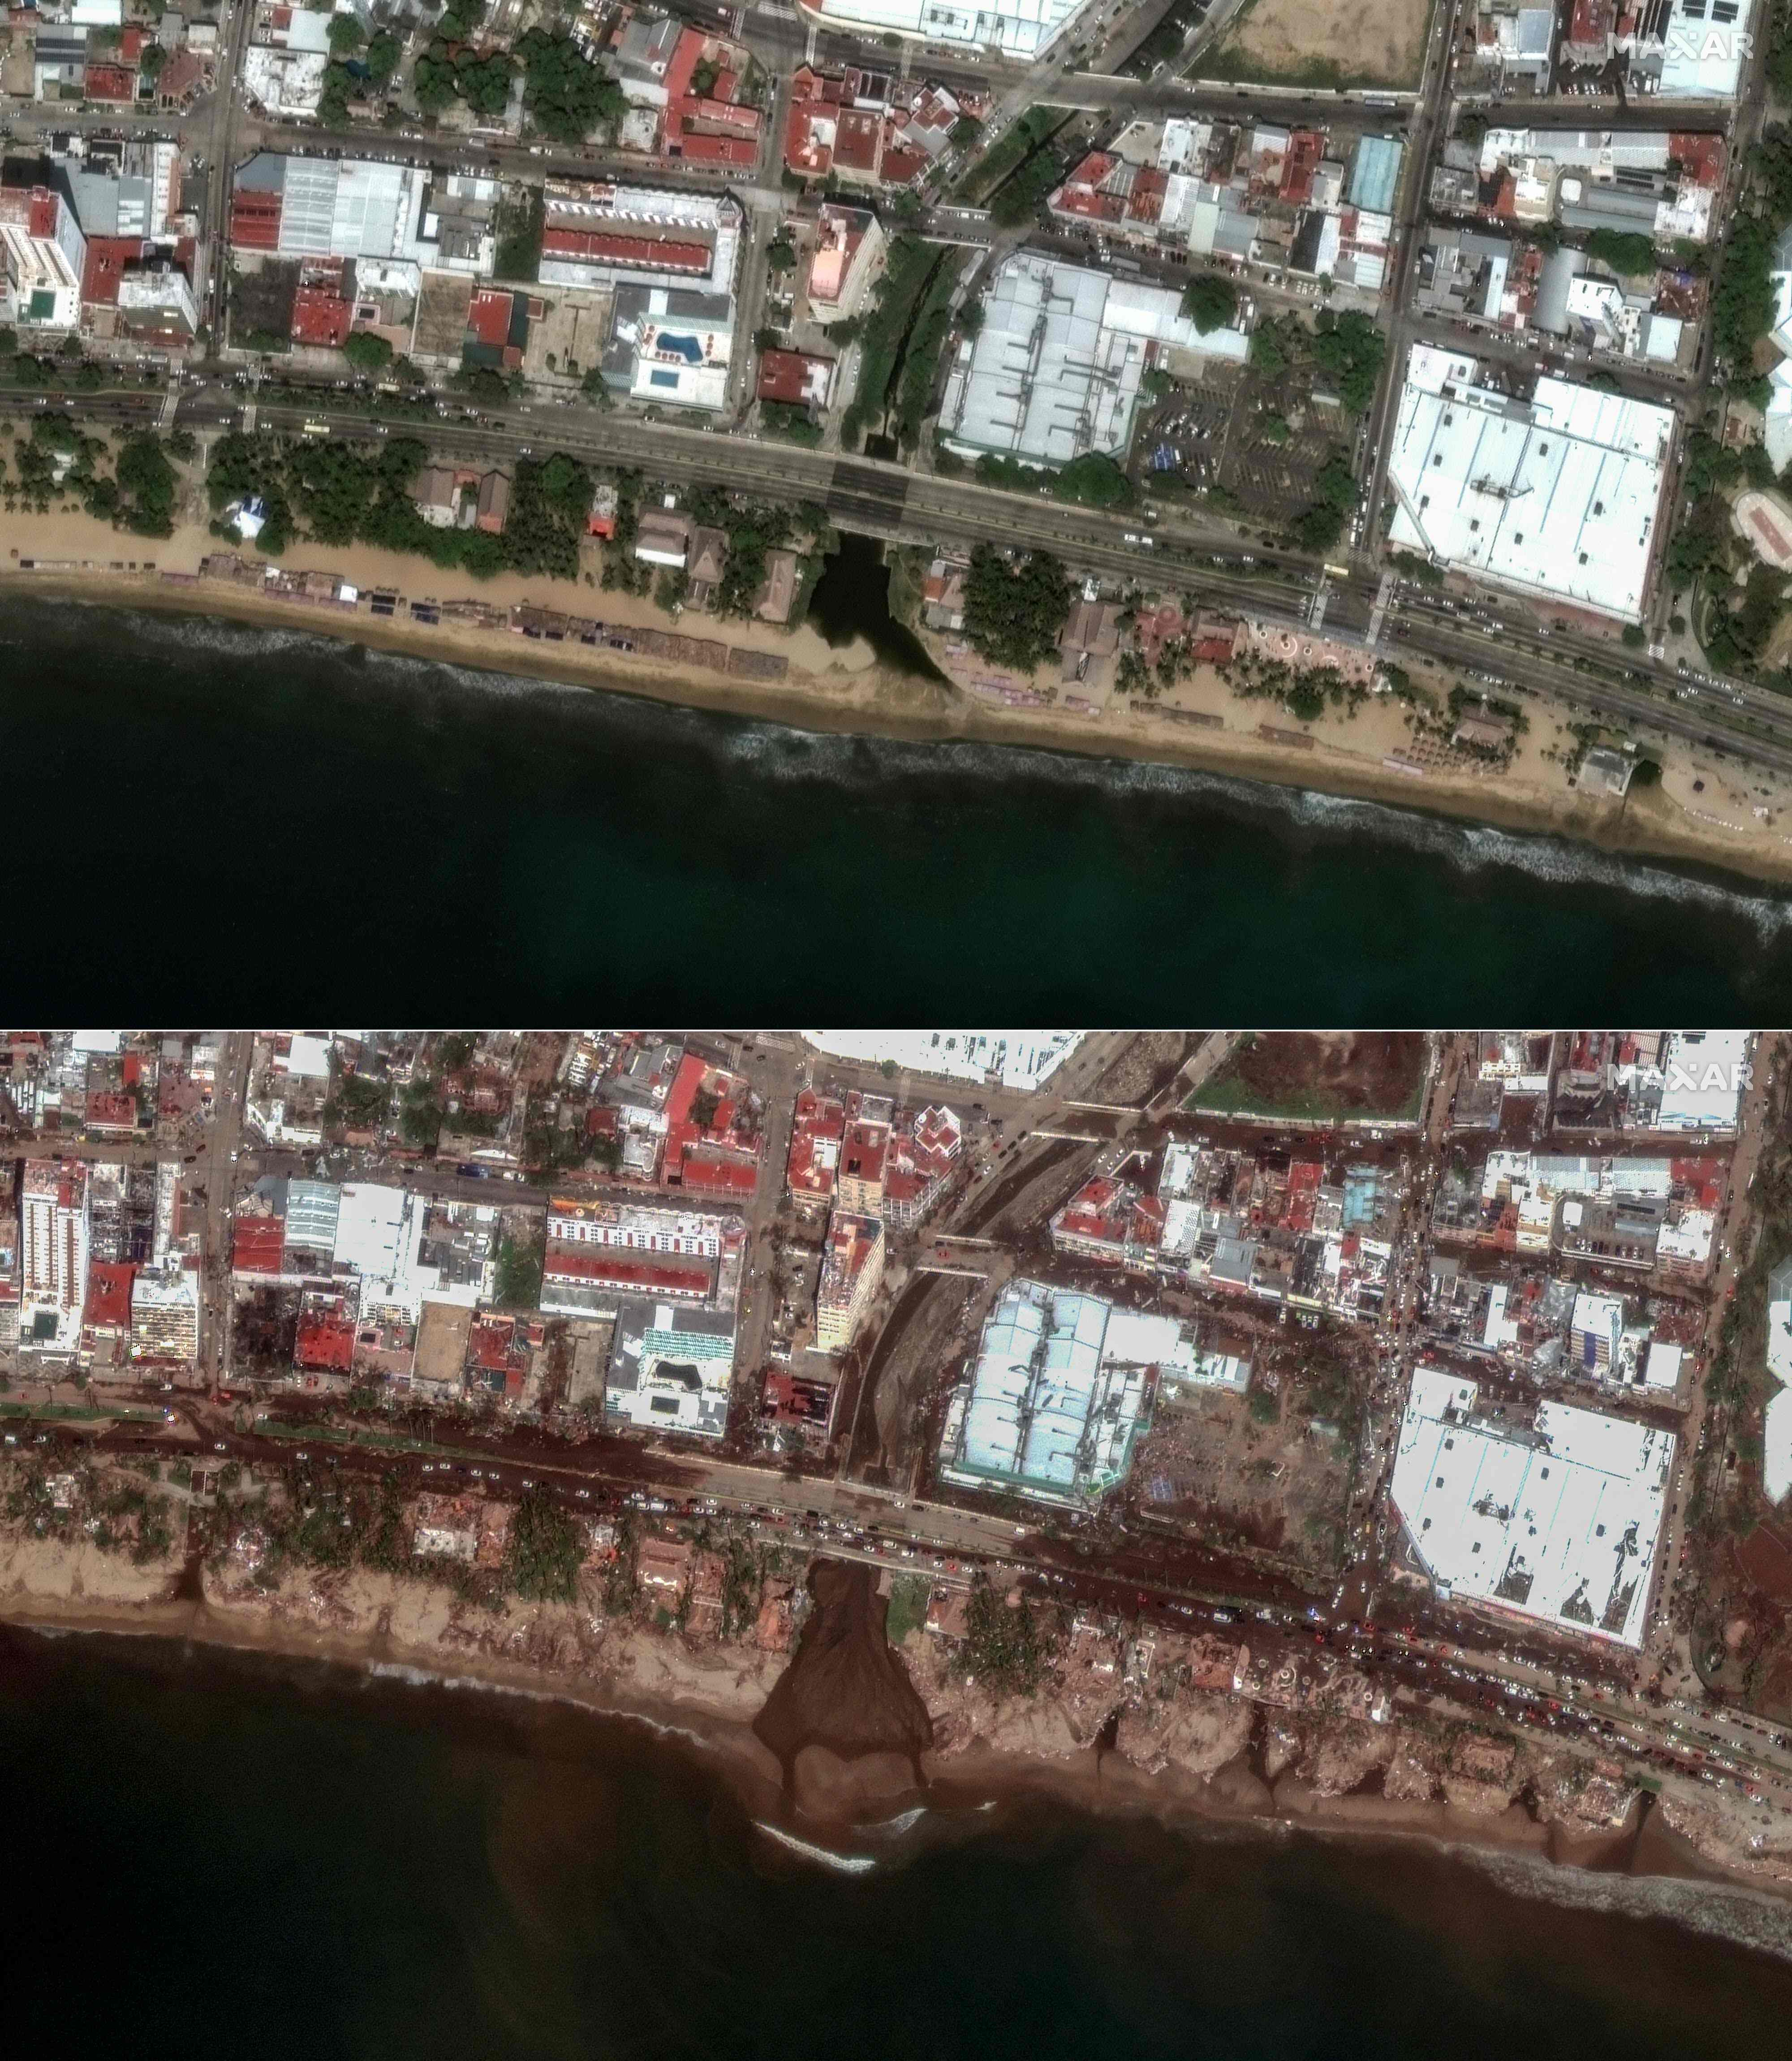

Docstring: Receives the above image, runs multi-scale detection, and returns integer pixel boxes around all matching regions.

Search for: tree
[140,42,167,84]
[766,234,797,273]
[317,61,354,128]
[516,27,624,143]
[1181,273,1238,335]
[961,545,1072,672]
[1583,228,1657,276]
[327,12,365,54]
[1249,323,1286,376]
[365,29,401,87]
[342,331,393,373]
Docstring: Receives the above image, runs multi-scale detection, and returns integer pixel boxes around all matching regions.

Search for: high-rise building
[20,1157,91,1350]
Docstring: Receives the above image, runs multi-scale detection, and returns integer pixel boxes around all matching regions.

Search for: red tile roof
[295,1311,356,1372]
[542,224,712,273]
[290,284,352,347]
[674,129,759,168]
[756,346,826,404]
[543,1246,713,1297]
[86,1089,138,1130]
[230,189,283,250]
[86,63,139,103]
[681,1150,759,1197]
[465,285,516,348]
[785,103,833,176]
[833,108,881,173]
[85,1261,136,1330]
[232,1214,286,1275]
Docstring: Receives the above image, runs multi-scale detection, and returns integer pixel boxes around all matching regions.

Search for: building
[836,1095,893,1216]
[605,1297,737,1436]
[1391,1366,1672,1647]
[0,187,86,332]
[538,181,742,297]
[935,1281,1165,1506]
[805,205,883,322]
[795,0,1077,59]
[634,508,691,568]
[20,1158,90,1352]
[1439,128,1726,246]
[882,1105,961,1227]
[804,1032,1079,1092]
[939,254,1243,470]
[600,283,734,410]
[540,1195,741,1319]
[229,154,500,275]
[814,1210,883,1354]
[1646,0,1757,97]
[1616,1030,1749,1133]
[757,346,835,410]
[130,1258,201,1365]
[786,1089,847,1208]
[1386,343,1673,624]
[1051,1176,1164,1269]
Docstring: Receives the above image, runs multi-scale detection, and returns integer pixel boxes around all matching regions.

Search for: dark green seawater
[7,1626,1792,2061]
[7,590,1792,1018]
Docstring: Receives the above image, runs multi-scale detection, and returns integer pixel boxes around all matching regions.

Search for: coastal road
[33,379,1792,790]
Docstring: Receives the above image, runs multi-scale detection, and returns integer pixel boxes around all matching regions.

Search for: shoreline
[6,555,1792,894]
[9,1581,1792,1942]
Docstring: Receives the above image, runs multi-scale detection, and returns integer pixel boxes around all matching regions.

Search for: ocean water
[6,1627,1792,2061]
[6,591,1792,1019]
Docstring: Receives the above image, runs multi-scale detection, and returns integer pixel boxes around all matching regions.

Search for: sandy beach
[4,504,1791,891]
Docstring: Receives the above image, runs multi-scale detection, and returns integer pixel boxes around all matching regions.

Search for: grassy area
[841,235,944,450]
[1189,1036,1428,1124]
[891,250,964,453]
[955,106,1074,208]
[883,1571,933,1646]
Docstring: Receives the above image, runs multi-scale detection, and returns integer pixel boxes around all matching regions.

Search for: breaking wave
[751,1821,879,1874]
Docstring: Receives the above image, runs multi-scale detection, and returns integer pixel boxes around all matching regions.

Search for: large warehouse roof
[1392,1366,1673,1647]
[937,1279,1164,1505]
[937,255,1231,468]
[797,0,1079,59]
[1387,342,1672,622]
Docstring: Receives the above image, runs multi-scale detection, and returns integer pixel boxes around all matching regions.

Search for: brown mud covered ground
[754,1561,934,1820]
[1197,1032,1429,1120]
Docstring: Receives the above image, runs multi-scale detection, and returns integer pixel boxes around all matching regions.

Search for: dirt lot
[1129,1338,1361,1574]
[1192,1034,1429,1123]
[413,271,475,362]
[523,285,614,390]
[1211,0,1433,86]
[1081,1032,1195,1107]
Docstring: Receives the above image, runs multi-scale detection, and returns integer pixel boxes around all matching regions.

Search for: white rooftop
[1387,342,1672,623]
[804,1031,1080,1093]
[796,0,1080,59]
[937,254,1215,469]
[1392,1366,1673,1647]
[1656,0,1754,97]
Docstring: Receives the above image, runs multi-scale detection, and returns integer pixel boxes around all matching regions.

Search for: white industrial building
[1386,342,1673,623]
[804,1031,1081,1092]
[230,154,500,276]
[937,253,1241,470]
[796,0,1081,60]
[1651,0,1756,98]
[1618,1029,1749,1132]
[936,1279,1171,1505]
[1392,1366,1673,1647]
